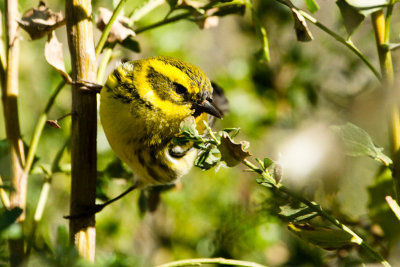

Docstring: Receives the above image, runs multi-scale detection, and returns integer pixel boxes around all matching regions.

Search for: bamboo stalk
[371,9,400,201]
[65,0,97,261]
[1,0,27,266]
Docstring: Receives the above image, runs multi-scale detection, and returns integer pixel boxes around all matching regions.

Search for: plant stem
[156,258,267,267]
[297,10,381,80]
[135,12,192,34]
[65,0,98,261]
[371,9,400,201]
[95,0,128,57]
[25,80,66,175]
[97,47,114,84]
[0,175,10,209]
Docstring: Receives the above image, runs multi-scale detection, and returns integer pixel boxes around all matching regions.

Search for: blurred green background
[1,0,400,266]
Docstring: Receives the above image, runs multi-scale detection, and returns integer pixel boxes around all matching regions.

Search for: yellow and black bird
[100,56,227,191]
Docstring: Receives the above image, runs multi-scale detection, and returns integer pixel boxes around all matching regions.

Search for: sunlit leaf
[336,0,365,37]
[279,204,319,222]
[386,43,400,51]
[304,0,320,13]
[344,0,388,16]
[331,123,392,166]
[288,223,355,250]
[45,32,72,83]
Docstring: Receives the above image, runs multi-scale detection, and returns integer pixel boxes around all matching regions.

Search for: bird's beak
[192,99,223,119]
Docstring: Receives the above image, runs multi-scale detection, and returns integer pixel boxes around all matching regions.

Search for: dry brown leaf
[46,120,61,129]
[45,32,72,83]
[18,1,65,40]
[196,9,219,29]
[96,7,135,43]
[291,8,313,42]
[218,132,251,167]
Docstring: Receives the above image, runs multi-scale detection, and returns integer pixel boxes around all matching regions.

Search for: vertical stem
[1,0,27,266]
[65,0,97,262]
[371,9,400,201]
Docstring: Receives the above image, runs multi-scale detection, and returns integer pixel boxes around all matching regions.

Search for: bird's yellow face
[100,56,223,186]
[103,56,221,125]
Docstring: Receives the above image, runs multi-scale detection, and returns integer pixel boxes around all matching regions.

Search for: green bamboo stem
[242,159,391,267]
[156,258,267,267]
[371,9,400,202]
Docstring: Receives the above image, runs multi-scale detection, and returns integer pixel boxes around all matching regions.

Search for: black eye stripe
[173,82,188,95]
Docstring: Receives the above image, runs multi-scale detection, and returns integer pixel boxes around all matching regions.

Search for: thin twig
[297,10,381,80]
[95,0,128,57]
[135,12,192,34]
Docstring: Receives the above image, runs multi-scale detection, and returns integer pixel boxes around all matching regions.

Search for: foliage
[1,0,400,266]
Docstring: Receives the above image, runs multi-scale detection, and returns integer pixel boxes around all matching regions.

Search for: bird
[100,56,227,191]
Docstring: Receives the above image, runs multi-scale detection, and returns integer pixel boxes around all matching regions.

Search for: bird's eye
[173,82,188,95]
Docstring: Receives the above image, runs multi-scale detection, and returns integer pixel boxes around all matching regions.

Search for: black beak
[192,99,223,119]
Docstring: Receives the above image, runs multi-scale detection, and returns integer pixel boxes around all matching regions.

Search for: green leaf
[288,223,355,250]
[336,0,365,37]
[0,207,22,233]
[222,128,240,138]
[279,204,319,222]
[304,0,320,13]
[343,0,388,16]
[263,158,273,169]
[331,123,392,166]
[194,147,221,170]
[180,116,200,138]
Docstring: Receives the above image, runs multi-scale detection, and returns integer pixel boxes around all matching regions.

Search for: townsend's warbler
[100,56,226,188]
